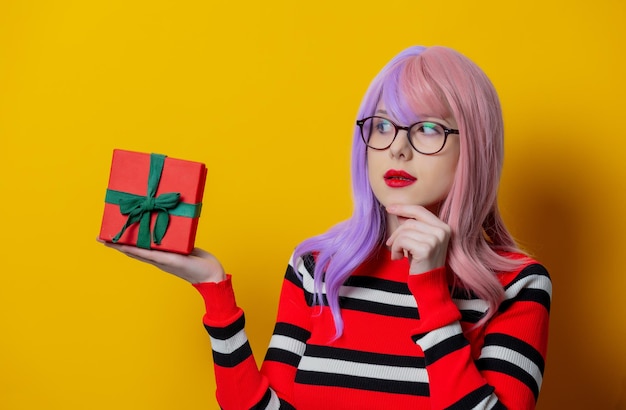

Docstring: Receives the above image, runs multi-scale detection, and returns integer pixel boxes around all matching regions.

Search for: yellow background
[1,0,624,409]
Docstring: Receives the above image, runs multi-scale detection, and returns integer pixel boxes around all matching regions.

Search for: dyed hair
[294,45,527,338]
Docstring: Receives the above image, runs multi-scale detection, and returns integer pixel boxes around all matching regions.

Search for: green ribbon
[106,153,202,249]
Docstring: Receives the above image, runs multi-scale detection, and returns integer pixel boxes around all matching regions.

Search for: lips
[384,169,416,188]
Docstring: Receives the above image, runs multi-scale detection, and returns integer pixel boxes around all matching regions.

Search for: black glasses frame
[356,116,459,155]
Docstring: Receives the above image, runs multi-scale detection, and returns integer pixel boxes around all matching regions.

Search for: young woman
[101,45,551,409]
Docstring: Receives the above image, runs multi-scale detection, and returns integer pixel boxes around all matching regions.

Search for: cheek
[441,153,460,194]
[366,151,377,184]
[366,151,386,200]
[425,152,459,194]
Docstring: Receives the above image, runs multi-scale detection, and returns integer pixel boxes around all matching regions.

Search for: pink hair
[295,46,528,337]
[415,47,529,316]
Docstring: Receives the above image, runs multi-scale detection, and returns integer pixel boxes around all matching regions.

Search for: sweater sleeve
[408,263,552,410]
[193,255,312,410]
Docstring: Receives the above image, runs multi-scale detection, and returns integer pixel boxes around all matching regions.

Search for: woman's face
[366,104,460,216]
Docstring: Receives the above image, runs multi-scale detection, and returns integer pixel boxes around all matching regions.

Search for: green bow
[107,153,200,249]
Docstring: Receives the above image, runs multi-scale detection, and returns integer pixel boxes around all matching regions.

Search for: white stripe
[452,273,552,316]
[268,334,307,356]
[453,298,488,313]
[340,286,416,308]
[209,329,248,355]
[298,261,326,294]
[298,356,429,383]
[505,274,552,300]
[266,390,281,410]
[474,393,500,410]
[415,322,463,350]
[298,260,416,307]
[481,345,543,389]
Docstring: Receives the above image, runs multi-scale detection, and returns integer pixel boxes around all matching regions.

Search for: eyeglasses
[356,116,459,155]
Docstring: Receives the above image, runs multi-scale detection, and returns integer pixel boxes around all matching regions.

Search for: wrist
[190,271,226,284]
[192,274,240,323]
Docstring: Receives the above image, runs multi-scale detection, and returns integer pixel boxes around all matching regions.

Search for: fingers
[384,205,451,274]
[97,239,226,283]
[101,240,175,265]
[386,204,445,225]
[385,212,450,248]
[190,248,211,258]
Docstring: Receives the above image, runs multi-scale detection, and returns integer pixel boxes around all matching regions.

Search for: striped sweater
[193,248,551,409]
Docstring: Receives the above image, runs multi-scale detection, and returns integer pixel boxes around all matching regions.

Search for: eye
[373,117,394,134]
[415,121,445,137]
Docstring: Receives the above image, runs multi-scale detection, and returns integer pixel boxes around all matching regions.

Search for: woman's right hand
[98,239,226,284]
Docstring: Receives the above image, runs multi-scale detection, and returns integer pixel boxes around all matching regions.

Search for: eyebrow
[375,109,442,123]
[375,109,432,119]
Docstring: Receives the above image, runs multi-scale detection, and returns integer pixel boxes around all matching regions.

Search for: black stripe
[212,341,253,368]
[295,284,330,309]
[295,370,429,396]
[273,322,311,343]
[345,275,413,295]
[296,254,420,317]
[250,389,272,410]
[450,286,488,324]
[302,253,317,274]
[284,264,320,307]
[278,398,296,410]
[284,264,302,287]
[249,390,297,410]
[298,276,420,318]
[501,264,551,312]
[305,344,425,368]
[204,314,245,340]
[263,323,310,367]
[492,402,507,410]
[460,309,486,324]
[483,333,545,374]
[341,297,419,319]
[445,384,498,410]
[450,286,478,299]
[264,347,302,367]
[499,288,551,313]
[423,334,469,365]
[477,358,540,400]
[505,264,550,287]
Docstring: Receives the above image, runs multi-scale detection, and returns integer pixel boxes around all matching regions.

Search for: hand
[97,239,226,284]
[385,205,451,275]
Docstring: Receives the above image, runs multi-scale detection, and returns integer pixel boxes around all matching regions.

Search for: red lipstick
[384,169,417,188]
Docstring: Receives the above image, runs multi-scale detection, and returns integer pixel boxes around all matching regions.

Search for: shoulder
[497,252,552,313]
[289,251,317,276]
[496,252,550,284]
[285,251,318,291]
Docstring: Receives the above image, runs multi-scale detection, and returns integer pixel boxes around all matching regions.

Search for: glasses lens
[409,121,446,154]
[361,117,396,149]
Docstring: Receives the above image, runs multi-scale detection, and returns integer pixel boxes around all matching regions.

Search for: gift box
[99,149,207,254]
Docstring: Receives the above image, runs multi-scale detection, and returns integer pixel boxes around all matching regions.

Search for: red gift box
[99,149,207,254]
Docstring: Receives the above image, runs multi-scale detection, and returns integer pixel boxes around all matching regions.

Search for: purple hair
[294,46,527,338]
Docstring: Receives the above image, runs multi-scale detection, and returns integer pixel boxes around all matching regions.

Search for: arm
[409,263,551,409]
[384,206,551,409]
[99,241,309,409]
[193,254,312,409]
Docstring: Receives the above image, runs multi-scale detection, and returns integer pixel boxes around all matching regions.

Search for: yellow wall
[1,1,624,408]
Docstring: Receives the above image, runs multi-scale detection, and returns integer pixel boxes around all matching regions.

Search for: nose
[388,129,413,160]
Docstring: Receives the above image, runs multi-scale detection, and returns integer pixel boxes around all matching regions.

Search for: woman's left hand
[385,205,451,275]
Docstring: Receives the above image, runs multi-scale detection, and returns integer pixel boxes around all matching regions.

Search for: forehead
[374,103,455,126]
[377,82,452,125]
